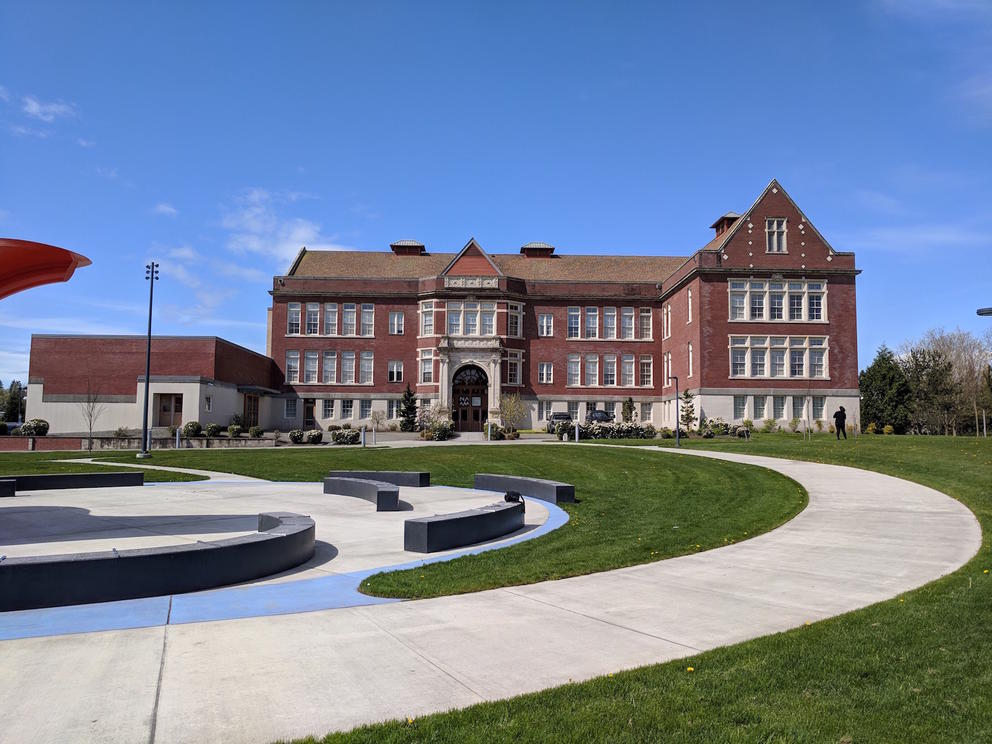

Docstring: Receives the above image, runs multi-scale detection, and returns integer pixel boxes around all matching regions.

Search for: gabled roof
[440,238,503,276]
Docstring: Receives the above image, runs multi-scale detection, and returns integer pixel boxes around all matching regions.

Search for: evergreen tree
[4,380,25,424]
[621,397,635,423]
[398,384,418,432]
[679,389,697,431]
[903,346,958,435]
[859,346,912,433]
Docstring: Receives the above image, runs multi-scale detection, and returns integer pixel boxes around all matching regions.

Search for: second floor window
[567,354,580,385]
[305,304,319,335]
[341,352,356,383]
[538,313,553,337]
[420,302,434,335]
[584,355,598,386]
[303,351,318,382]
[621,354,635,386]
[639,356,652,386]
[285,351,300,383]
[506,352,522,385]
[507,303,522,337]
[359,351,373,383]
[620,307,634,339]
[419,350,434,383]
[538,362,553,384]
[639,308,652,339]
[603,355,617,385]
[342,304,357,336]
[389,311,404,335]
[603,307,616,339]
[388,360,403,382]
[324,303,338,335]
[287,303,301,335]
[360,304,374,336]
[322,351,336,383]
[567,307,580,338]
[584,307,598,339]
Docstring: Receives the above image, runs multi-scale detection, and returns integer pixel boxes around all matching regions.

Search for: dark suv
[546,412,573,433]
[585,409,614,423]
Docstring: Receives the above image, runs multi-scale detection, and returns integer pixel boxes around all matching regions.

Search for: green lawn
[292,434,992,743]
[93,445,805,598]
[0,451,202,482]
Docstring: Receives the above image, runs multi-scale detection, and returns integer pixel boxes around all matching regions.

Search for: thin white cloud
[77,138,96,148]
[845,224,987,254]
[166,245,199,262]
[158,261,201,289]
[153,202,178,217]
[96,166,118,180]
[0,348,30,385]
[22,95,76,122]
[0,208,8,224]
[214,263,268,282]
[958,72,992,123]
[0,312,137,335]
[9,124,50,138]
[876,0,992,19]
[853,189,905,215]
[0,86,9,103]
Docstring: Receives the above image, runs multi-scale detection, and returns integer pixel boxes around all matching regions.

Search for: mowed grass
[294,434,992,743]
[0,451,202,482]
[94,444,805,598]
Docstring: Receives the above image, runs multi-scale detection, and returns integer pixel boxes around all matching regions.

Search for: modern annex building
[27,180,859,434]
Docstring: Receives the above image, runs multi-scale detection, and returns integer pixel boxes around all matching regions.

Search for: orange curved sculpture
[0,238,91,300]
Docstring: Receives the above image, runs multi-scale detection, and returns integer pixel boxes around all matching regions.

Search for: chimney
[709,212,741,237]
[390,239,426,256]
[520,241,555,258]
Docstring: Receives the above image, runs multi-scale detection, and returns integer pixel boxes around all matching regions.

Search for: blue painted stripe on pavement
[0,595,171,641]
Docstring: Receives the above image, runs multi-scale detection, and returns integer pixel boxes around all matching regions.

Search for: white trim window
[389,311,404,335]
[603,355,617,386]
[387,400,399,419]
[538,362,553,384]
[639,308,652,339]
[567,401,580,419]
[506,350,522,385]
[507,303,523,338]
[420,301,434,336]
[482,303,496,335]
[688,342,694,378]
[584,307,598,339]
[620,307,635,340]
[284,398,298,418]
[773,396,787,419]
[342,304,357,336]
[731,278,827,322]
[322,399,334,418]
[729,335,828,379]
[322,352,337,384]
[463,303,479,335]
[285,351,300,383]
[341,351,356,384]
[567,354,580,386]
[664,352,672,386]
[663,304,672,339]
[419,349,434,384]
[537,401,550,421]
[360,304,375,336]
[639,355,652,386]
[388,360,403,383]
[447,302,462,335]
[324,303,338,335]
[753,395,767,420]
[566,307,580,338]
[303,350,318,383]
[640,402,652,422]
[687,290,693,324]
[360,400,372,419]
[603,307,617,339]
[766,218,787,253]
[287,303,301,335]
[733,395,746,420]
[621,354,635,387]
[584,355,598,386]
[305,303,320,335]
[341,399,353,419]
[538,313,554,337]
[792,395,806,421]
[359,351,373,384]
[812,396,826,420]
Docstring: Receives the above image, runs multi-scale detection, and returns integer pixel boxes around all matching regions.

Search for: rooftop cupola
[709,212,741,237]
[389,239,427,256]
[520,241,555,258]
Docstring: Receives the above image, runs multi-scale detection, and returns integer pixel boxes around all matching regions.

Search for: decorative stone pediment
[443,275,500,289]
[437,335,502,352]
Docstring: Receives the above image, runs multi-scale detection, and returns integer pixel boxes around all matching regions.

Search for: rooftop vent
[709,212,741,237]
[520,241,555,258]
[390,239,427,256]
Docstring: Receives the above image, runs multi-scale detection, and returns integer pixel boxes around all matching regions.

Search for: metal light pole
[672,375,680,448]
[978,308,992,316]
[137,261,159,459]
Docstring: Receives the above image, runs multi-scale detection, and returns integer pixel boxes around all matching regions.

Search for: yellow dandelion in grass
[899,598,905,603]
[686,666,695,673]
[984,569,989,574]
[804,621,812,626]
[608,673,615,678]
[407,718,414,725]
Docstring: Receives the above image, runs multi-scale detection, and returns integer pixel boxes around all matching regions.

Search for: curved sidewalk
[0,448,981,744]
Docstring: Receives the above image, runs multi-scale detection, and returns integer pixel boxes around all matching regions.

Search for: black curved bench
[3,471,145,494]
[323,477,400,511]
[327,470,430,487]
[404,501,524,553]
[474,473,575,504]
[0,511,315,611]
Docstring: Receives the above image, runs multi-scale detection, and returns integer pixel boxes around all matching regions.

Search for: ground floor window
[733,395,746,420]
[360,400,372,419]
[792,395,805,421]
[387,400,399,419]
[284,398,297,419]
[640,402,652,422]
[812,395,826,421]
[322,399,334,418]
[773,395,786,419]
[537,401,549,420]
[567,401,580,419]
[205,395,212,413]
[341,400,353,419]
[753,395,766,420]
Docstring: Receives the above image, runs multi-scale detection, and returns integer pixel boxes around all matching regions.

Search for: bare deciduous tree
[493,393,526,433]
[78,379,106,451]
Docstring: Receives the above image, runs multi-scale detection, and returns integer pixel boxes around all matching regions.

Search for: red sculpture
[0,238,91,300]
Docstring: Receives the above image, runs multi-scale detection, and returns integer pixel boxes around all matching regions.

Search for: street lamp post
[137,261,159,459]
[672,375,680,448]
[978,308,992,317]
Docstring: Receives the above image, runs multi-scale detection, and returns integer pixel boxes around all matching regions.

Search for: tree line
[860,328,992,436]
[0,380,27,424]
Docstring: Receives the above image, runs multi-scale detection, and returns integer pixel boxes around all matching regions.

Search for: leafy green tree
[621,397,635,423]
[398,384,418,432]
[903,346,958,435]
[859,346,911,433]
[679,389,697,431]
[4,380,25,424]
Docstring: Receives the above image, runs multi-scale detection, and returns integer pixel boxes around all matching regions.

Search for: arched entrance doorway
[451,364,489,432]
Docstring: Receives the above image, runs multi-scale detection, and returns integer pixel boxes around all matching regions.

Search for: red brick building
[270,180,860,432]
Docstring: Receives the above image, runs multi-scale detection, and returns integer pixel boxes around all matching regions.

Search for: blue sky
[1,0,990,384]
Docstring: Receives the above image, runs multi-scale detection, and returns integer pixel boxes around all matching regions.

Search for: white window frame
[359,351,373,384]
[303,350,318,383]
[729,278,828,323]
[639,307,652,340]
[766,217,787,253]
[322,351,337,384]
[538,313,554,337]
[342,304,357,336]
[419,349,434,384]
[420,301,434,336]
[728,335,828,379]
[284,398,298,418]
[341,399,353,419]
[687,343,693,378]
[583,354,598,387]
[360,304,375,337]
[285,350,300,383]
[324,303,338,335]
[733,395,746,420]
[566,307,580,339]
[388,360,403,383]
[360,400,372,419]
[506,350,522,385]
[389,311,404,335]
[638,355,652,387]
[687,289,692,324]
[566,354,580,386]
[603,307,617,339]
[620,354,635,387]
[341,351,356,384]
[620,307,635,340]
[305,303,320,335]
[507,303,523,338]
[584,307,598,339]
[538,361,553,384]
[287,303,301,335]
[603,355,617,386]
[322,399,335,418]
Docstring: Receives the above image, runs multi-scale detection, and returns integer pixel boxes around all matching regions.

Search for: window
[359,351,373,384]
[663,304,672,338]
[324,303,338,335]
[419,350,434,384]
[603,355,617,386]
[342,304,357,335]
[769,286,784,320]
[341,399,353,419]
[810,349,825,378]
[730,292,746,320]
[284,398,298,418]
[731,349,747,377]
[322,399,334,418]
[341,352,356,383]
[584,355,598,386]
[481,303,495,335]
[420,302,434,336]
[506,352,522,385]
[789,289,804,320]
[567,401,580,419]
[732,279,827,322]
[792,396,805,421]
[287,303,301,335]
[621,354,635,386]
[537,401,549,420]
[285,351,300,383]
[538,362,553,384]
[766,218,787,253]
[322,352,337,383]
[770,349,786,377]
[687,290,693,324]
[733,395,746,420]
[463,303,478,335]
[621,307,635,339]
[604,307,617,339]
[584,307,598,339]
[688,343,694,378]
[360,400,372,419]
[808,292,823,321]
[304,351,318,383]
[639,356,652,386]
[812,396,825,421]
[538,313,554,337]
[773,395,786,419]
[639,308,652,339]
[567,307,580,338]
[447,302,462,335]
[389,311,404,335]
[360,304,374,336]
[205,395,212,412]
[388,361,403,383]
[790,349,805,377]
[730,335,827,379]
[640,402,652,422]
[664,351,672,386]
[507,303,522,337]
[586,401,599,417]
[305,303,319,335]
[753,395,767,420]
[750,282,765,320]
[567,354,580,386]
[387,400,399,419]
[750,348,766,376]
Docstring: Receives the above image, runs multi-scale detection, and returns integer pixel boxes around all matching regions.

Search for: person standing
[833,406,847,440]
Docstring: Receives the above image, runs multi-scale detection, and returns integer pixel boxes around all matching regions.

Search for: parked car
[546,412,573,433]
[585,409,614,423]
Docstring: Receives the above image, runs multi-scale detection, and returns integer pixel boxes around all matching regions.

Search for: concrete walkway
[0,448,980,743]
[62,457,267,481]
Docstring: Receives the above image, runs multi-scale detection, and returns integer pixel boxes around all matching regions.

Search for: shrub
[114,426,132,439]
[554,421,656,440]
[828,423,836,434]
[288,429,304,444]
[342,423,352,430]
[815,419,824,432]
[701,427,715,439]
[326,424,341,431]
[788,417,800,433]
[167,424,178,437]
[369,409,387,432]
[762,418,777,433]
[304,429,323,444]
[332,428,361,445]
[642,424,657,438]
[228,424,243,438]
[866,422,878,434]
[621,397,635,423]
[388,423,399,432]
[230,414,243,427]
[487,422,507,440]
[659,427,673,439]
[20,419,50,436]
[0,421,7,436]
[398,384,418,432]
[182,421,203,438]
[707,418,730,436]
[204,423,222,437]
[271,429,281,441]
[429,420,454,441]
[883,424,895,435]
[248,425,264,438]
[10,427,23,436]
[740,418,753,431]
